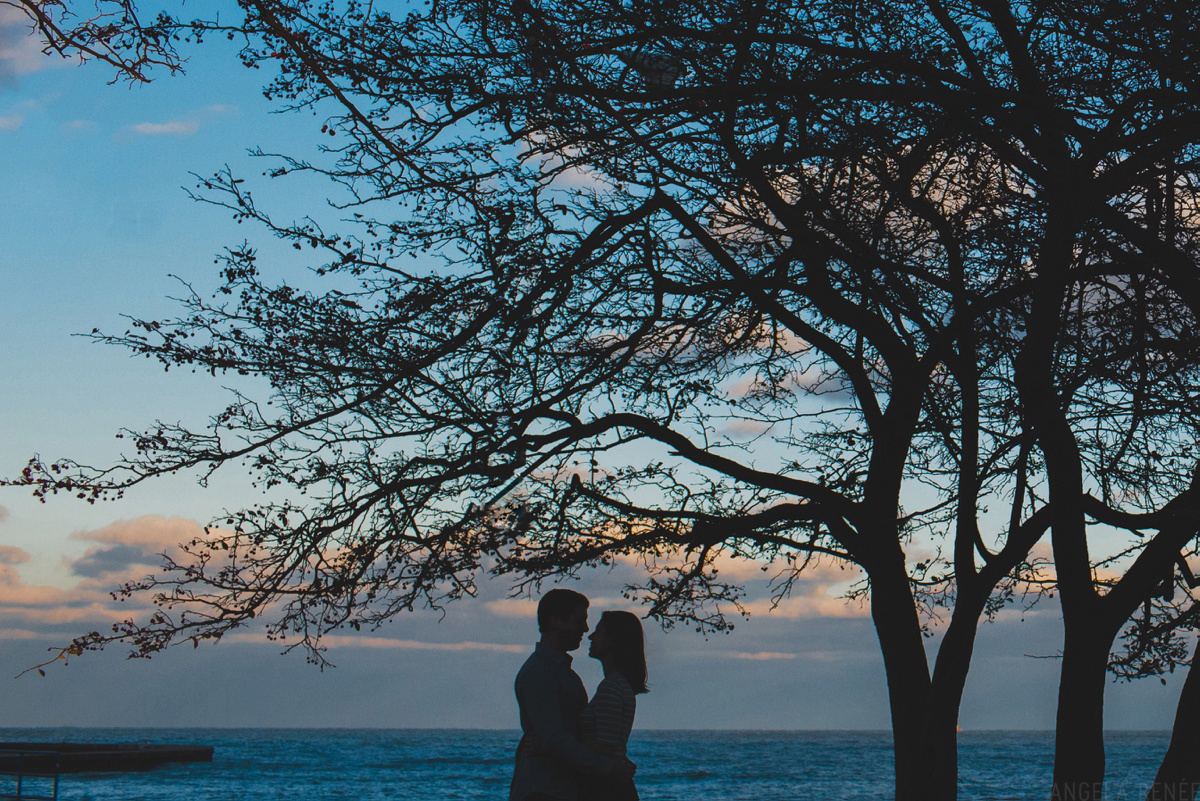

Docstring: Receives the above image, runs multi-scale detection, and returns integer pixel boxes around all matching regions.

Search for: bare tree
[12,2,1200,799]
[3,0,182,82]
[992,2,1200,796]
[7,2,1049,798]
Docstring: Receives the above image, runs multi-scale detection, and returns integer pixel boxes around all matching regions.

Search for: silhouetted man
[509,588,635,801]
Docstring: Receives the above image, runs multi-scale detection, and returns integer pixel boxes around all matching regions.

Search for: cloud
[67,515,204,579]
[720,418,774,438]
[0,516,204,638]
[483,594,636,619]
[245,634,528,653]
[729,650,798,660]
[704,551,857,583]
[0,545,31,565]
[742,594,870,619]
[71,515,204,548]
[484,598,538,617]
[62,118,96,134]
[0,6,72,84]
[128,120,200,136]
[0,601,133,625]
[125,104,235,138]
[0,96,46,130]
[727,647,874,662]
[605,548,867,619]
[0,546,31,588]
[70,543,158,578]
[0,627,43,639]
[520,132,615,191]
[0,504,9,522]
[728,558,869,619]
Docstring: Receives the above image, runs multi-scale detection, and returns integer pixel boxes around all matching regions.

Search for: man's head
[537,588,590,652]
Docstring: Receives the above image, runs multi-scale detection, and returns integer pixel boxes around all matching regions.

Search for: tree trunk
[924,592,993,801]
[1145,646,1200,801]
[1050,622,1110,801]
[923,655,963,801]
[868,568,945,801]
[1013,203,1108,800]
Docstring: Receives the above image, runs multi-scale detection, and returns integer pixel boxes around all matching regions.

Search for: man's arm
[516,663,616,777]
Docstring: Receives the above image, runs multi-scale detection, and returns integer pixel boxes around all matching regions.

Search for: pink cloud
[484,596,635,619]
[0,516,201,637]
[245,634,528,653]
[0,545,31,565]
[484,598,538,617]
[0,602,133,625]
[742,595,870,619]
[71,515,204,548]
[0,547,32,589]
[647,551,869,619]
[63,515,201,581]
[0,581,99,605]
[0,564,20,587]
[720,418,774,438]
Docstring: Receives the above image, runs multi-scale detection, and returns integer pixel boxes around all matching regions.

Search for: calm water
[0,728,1173,800]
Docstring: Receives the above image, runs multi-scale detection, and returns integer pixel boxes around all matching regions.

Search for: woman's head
[588,610,649,694]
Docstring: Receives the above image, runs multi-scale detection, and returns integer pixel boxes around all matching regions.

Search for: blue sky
[0,4,1192,732]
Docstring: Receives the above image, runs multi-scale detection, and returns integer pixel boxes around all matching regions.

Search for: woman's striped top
[579,672,637,756]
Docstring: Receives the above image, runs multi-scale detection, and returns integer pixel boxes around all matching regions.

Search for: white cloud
[128,120,200,136]
[0,6,70,83]
[0,114,20,131]
[125,104,235,137]
[729,650,798,660]
[62,118,96,133]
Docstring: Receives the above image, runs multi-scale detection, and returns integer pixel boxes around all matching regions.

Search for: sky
[0,3,1193,732]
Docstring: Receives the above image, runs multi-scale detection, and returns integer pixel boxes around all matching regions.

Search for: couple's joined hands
[521,735,636,780]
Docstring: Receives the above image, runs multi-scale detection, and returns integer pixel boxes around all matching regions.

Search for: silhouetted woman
[579,611,648,801]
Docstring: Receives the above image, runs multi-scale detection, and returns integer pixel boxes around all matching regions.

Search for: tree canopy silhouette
[3,0,182,81]
[11,1,1200,799]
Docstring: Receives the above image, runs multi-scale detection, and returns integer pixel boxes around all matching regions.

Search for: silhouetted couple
[509,588,648,801]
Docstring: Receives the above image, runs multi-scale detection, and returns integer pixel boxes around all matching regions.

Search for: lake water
[0,728,1174,800]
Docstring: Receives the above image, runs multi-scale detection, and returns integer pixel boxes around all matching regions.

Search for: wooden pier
[0,743,213,774]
